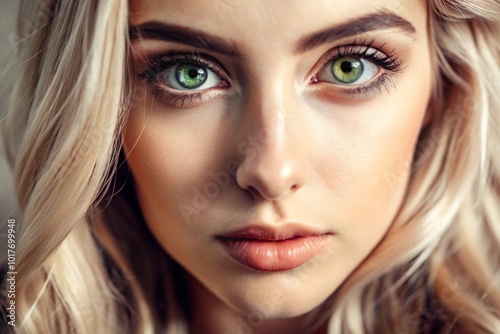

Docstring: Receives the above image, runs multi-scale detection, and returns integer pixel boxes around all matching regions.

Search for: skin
[124,0,433,332]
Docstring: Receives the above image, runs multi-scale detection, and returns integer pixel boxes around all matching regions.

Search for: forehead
[129,0,427,46]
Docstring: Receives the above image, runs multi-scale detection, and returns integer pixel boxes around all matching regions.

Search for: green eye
[331,57,364,84]
[176,64,208,89]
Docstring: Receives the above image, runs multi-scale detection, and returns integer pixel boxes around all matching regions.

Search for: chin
[219,277,334,320]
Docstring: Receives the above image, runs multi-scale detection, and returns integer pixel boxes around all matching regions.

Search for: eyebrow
[129,22,241,56]
[128,11,417,56]
[297,11,417,53]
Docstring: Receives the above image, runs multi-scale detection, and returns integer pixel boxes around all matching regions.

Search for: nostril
[247,186,261,199]
[245,183,299,201]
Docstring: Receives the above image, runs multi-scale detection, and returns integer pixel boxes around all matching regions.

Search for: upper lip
[217,223,331,241]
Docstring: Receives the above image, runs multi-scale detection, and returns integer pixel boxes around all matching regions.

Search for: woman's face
[125,0,432,322]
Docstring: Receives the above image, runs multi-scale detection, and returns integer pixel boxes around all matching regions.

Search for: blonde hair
[1,0,499,333]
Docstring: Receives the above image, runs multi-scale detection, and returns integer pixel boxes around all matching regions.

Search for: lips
[217,225,332,272]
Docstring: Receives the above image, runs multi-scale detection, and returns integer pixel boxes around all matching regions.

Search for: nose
[235,93,311,201]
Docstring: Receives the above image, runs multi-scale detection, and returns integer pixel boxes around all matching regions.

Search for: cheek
[121,102,235,248]
[123,102,221,196]
[314,73,430,250]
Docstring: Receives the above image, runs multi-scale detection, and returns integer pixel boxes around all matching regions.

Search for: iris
[332,57,364,84]
[176,64,208,89]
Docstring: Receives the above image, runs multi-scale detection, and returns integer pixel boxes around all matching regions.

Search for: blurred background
[1,1,20,261]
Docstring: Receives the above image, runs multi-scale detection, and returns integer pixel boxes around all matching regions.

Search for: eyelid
[317,57,379,86]
[310,41,402,80]
[307,40,404,99]
[136,41,404,107]
[139,51,231,84]
[137,51,231,107]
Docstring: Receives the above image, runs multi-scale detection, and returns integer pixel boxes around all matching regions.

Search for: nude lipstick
[217,225,331,272]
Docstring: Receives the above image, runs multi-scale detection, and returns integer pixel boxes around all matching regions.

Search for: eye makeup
[310,39,404,98]
[135,38,406,108]
[137,51,230,107]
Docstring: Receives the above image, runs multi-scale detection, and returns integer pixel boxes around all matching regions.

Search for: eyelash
[138,41,404,107]
[139,52,227,107]
[313,40,403,96]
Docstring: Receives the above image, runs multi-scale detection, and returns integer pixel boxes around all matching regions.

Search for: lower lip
[218,235,331,272]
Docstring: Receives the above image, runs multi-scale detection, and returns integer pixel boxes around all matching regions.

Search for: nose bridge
[246,83,290,145]
[242,56,302,145]
[235,72,310,200]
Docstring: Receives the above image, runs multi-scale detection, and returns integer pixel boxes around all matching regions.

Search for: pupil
[188,68,199,78]
[341,61,353,73]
